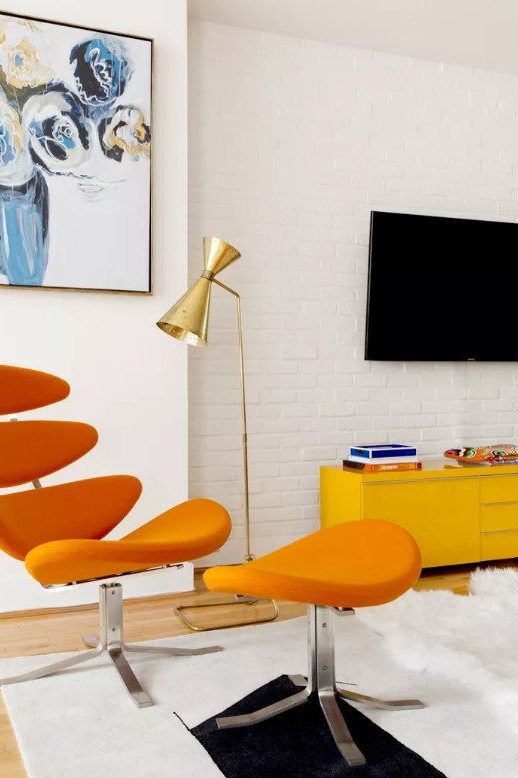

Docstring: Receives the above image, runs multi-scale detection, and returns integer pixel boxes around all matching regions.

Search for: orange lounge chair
[204,519,424,767]
[0,366,231,707]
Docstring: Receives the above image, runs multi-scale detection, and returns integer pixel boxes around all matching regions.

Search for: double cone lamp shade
[156,238,278,630]
[157,237,241,346]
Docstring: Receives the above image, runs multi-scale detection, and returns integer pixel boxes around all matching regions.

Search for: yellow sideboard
[320,460,518,568]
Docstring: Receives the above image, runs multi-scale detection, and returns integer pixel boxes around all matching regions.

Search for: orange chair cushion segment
[25,498,232,585]
[0,476,142,560]
[204,520,422,608]
[0,365,69,415]
[0,420,98,487]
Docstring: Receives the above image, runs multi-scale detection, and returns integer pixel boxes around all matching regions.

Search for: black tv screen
[365,210,518,361]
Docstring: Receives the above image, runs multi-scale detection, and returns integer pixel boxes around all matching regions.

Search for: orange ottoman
[204,520,424,767]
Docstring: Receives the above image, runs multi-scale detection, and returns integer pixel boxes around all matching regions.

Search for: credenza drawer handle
[481,501,518,508]
[481,528,518,536]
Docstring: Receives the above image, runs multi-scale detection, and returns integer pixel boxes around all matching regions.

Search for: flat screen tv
[365,210,518,361]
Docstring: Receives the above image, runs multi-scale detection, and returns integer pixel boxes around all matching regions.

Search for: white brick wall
[188,20,518,563]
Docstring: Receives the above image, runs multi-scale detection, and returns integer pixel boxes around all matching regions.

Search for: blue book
[349,444,417,460]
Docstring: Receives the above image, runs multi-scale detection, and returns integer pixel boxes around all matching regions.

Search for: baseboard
[0,562,194,613]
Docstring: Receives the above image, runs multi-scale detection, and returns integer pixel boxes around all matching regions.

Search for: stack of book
[343,444,422,472]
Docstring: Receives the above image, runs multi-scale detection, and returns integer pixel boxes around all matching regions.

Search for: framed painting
[0,12,152,293]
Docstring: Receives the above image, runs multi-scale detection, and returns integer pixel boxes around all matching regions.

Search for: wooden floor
[0,560,514,777]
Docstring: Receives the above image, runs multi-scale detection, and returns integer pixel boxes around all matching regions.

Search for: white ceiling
[189,0,518,76]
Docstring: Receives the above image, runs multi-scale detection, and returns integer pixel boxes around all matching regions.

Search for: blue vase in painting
[0,171,49,286]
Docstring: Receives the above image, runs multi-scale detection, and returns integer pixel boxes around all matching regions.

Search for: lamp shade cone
[156,277,211,346]
[203,237,241,276]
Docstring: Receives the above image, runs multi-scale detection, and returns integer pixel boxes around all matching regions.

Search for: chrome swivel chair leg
[335,687,425,710]
[217,687,311,729]
[0,648,103,686]
[0,582,223,708]
[108,646,153,708]
[85,635,219,657]
[123,643,221,656]
[217,605,425,767]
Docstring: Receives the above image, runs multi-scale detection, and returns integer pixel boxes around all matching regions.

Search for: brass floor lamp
[156,237,278,630]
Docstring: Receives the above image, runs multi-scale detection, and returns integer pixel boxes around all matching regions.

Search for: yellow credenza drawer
[362,478,480,567]
[481,529,518,561]
[480,475,518,505]
[480,504,518,532]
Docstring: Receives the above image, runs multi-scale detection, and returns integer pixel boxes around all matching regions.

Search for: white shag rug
[2,567,518,778]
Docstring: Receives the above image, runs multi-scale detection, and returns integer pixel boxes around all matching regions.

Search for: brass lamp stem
[212,278,253,562]
[163,242,279,631]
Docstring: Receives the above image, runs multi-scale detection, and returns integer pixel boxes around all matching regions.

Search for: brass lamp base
[175,594,279,632]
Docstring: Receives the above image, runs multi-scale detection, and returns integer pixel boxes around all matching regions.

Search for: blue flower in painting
[22,85,90,175]
[70,37,132,114]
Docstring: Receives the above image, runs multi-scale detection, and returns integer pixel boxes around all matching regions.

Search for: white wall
[0,0,190,610]
[189,20,518,563]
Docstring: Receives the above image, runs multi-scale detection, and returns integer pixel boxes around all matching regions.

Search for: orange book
[343,460,422,473]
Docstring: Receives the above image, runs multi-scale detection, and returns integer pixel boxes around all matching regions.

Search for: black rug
[190,675,445,777]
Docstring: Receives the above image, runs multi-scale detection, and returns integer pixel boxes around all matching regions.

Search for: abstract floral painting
[0,13,151,292]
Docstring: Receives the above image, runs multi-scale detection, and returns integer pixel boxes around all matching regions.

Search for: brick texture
[188,21,518,563]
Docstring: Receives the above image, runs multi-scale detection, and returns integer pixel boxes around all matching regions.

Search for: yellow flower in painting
[0,17,53,89]
[3,38,53,88]
[99,106,151,162]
